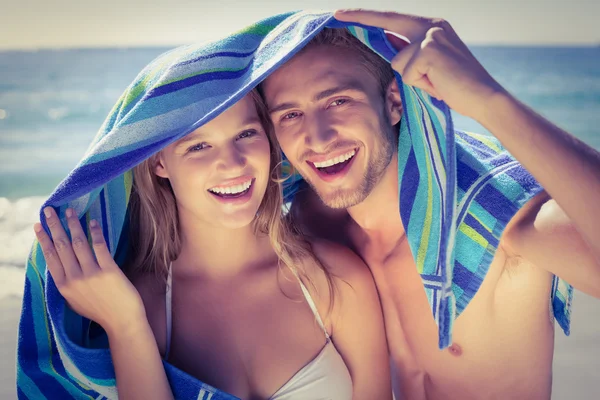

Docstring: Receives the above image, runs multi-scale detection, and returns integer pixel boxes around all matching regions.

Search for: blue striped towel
[16,10,572,399]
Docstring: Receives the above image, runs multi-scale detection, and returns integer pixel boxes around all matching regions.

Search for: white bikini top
[164,264,353,399]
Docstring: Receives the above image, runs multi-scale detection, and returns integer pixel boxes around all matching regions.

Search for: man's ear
[385,79,403,126]
[154,154,169,179]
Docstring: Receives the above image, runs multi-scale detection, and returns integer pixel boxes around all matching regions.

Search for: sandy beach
[1,295,21,400]
[552,291,600,399]
[1,288,599,399]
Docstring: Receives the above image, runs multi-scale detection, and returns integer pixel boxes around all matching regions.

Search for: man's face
[262,45,401,209]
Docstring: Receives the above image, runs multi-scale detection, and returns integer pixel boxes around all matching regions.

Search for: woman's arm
[105,319,173,400]
[35,207,174,400]
[310,240,392,400]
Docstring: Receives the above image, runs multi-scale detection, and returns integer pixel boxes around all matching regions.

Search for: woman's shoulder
[303,240,377,307]
[130,268,166,297]
[302,239,380,337]
[129,270,168,353]
[307,239,373,284]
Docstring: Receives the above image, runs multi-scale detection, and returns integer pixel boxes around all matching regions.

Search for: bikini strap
[296,277,330,341]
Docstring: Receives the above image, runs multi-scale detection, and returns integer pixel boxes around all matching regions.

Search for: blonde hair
[127,90,334,308]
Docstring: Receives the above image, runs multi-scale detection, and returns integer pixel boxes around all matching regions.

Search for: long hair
[126,90,335,309]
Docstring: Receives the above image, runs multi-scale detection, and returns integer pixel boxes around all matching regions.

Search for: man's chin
[314,186,366,209]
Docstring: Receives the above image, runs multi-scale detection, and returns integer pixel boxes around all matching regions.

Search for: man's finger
[398,48,442,100]
[334,9,432,43]
[34,223,66,286]
[410,76,442,102]
[89,220,114,269]
[390,40,420,76]
[65,208,99,275]
[43,207,82,279]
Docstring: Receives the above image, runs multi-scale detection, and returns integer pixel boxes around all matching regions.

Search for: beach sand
[1,291,598,399]
[552,291,600,399]
[1,295,21,400]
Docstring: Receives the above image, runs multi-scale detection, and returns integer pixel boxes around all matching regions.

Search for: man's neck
[347,154,405,242]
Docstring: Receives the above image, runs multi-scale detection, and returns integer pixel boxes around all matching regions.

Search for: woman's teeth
[313,149,356,169]
[209,180,252,195]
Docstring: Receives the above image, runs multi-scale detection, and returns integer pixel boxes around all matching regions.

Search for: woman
[34,89,392,400]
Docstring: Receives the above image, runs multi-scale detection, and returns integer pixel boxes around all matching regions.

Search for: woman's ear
[154,154,169,179]
[385,79,403,126]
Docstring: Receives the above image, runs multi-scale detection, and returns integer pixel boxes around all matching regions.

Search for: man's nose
[304,113,338,152]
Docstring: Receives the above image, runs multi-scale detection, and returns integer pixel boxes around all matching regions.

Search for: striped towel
[16,10,572,399]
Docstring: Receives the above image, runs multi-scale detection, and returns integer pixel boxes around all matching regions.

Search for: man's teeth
[209,180,252,195]
[313,150,356,168]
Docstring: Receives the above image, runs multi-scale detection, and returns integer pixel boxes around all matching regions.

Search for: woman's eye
[282,111,302,121]
[238,130,257,139]
[188,142,209,152]
[329,99,348,107]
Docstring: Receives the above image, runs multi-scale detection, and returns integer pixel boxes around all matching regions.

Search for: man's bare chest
[360,242,555,394]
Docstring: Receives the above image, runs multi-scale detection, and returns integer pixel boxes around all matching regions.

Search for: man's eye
[282,111,302,121]
[329,99,348,107]
[188,143,209,152]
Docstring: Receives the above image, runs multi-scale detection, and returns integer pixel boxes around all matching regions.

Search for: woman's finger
[89,220,115,270]
[43,207,82,279]
[34,222,66,286]
[65,208,99,275]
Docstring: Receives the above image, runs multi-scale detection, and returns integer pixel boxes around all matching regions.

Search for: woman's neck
[173,208,275,281]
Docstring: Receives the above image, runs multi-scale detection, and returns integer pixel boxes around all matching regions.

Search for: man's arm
[481,91,600,297]
[334,9,600,295]
[503,192,600,298]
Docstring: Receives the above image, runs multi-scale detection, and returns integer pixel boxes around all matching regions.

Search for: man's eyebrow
[313,82,365,102]
[268,82,366,115]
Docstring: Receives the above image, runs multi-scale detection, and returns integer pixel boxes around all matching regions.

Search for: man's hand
[334,9,504,121]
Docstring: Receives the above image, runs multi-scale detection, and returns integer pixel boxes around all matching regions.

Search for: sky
[1,0,599,49]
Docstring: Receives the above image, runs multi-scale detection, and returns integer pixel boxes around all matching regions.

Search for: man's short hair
[300,28,396,96]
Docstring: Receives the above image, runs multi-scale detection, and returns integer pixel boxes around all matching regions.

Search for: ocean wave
[0,265,25,300]
[0,196,47,268]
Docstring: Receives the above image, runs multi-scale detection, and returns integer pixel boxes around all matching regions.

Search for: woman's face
[155,94,272,229]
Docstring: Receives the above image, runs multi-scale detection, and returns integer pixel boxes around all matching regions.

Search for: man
[261,9,600,400]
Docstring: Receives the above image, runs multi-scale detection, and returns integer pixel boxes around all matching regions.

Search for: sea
[0,45,599,398]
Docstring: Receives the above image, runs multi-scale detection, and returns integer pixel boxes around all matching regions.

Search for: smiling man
[260,9,600,400]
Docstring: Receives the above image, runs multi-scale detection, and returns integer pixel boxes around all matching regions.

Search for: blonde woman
[34,90,392,400]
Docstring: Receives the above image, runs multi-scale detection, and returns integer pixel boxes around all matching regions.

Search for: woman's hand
[34,207,146,337]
